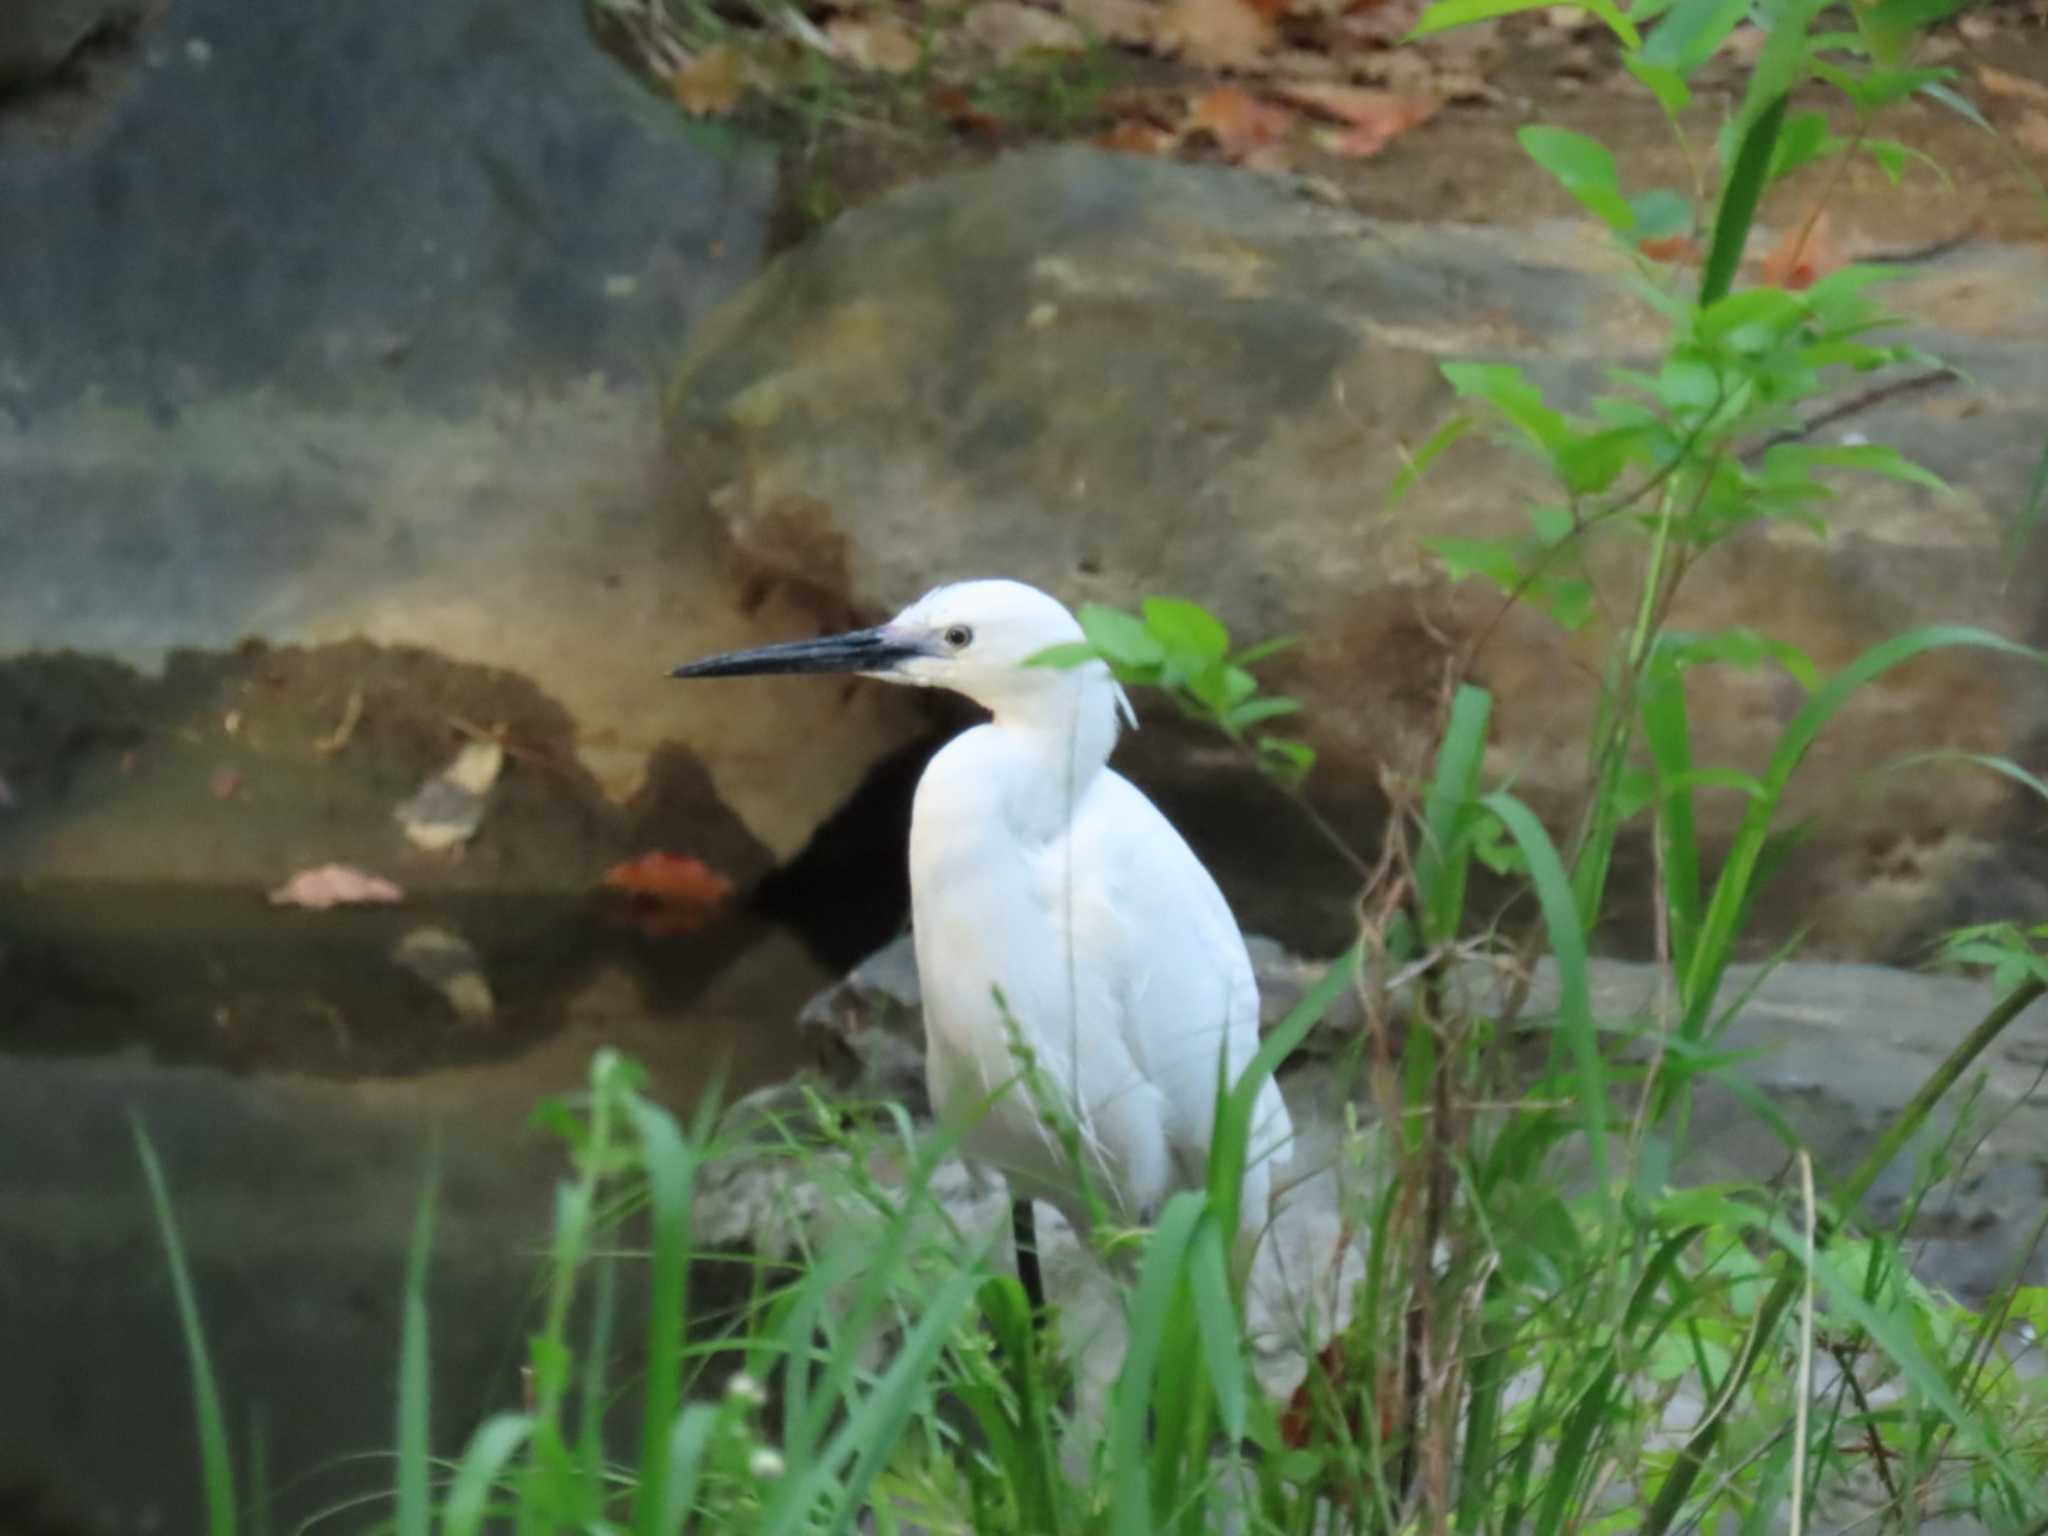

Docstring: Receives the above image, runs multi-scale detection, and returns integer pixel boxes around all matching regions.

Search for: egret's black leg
[1012,1197,1046,1320]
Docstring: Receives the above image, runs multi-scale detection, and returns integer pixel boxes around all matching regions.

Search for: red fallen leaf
[1098,116,1182,156]
[927,84,1000,136]
[210,767,243,800]
[1638,233,1702,265]
[1186,85,1296,163]
[1758,209,1839,291]
[1272,82,1439,157]
[268,864,404,909]
[1279,1335,1397,1451]
[601,852,735,937]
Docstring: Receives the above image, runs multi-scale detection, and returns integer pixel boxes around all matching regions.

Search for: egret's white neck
[978,669,1128,836]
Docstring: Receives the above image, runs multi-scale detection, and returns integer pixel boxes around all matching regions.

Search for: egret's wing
[1071,771,1290,1185]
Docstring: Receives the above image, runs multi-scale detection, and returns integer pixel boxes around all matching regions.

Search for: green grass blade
[1533,1367,1615,1536]
[1217,942,1360,1208]
[1699,92,1789,305]
[1682,627,2045,1036]
[396,1152,439,1536]
[1417,685,1494,944]
[758,1255,985,1534]
[1111,1192,1208,1535]
[131,1120,238,1536]
[1759,1216,2046,1511]
[1480,791,1610,1209]
[1188,1214,1247,1444]
[1642,660,1703,979]
[626,1096,698,1536]
[442,1413,533,1536]
[657,1403,720,1536]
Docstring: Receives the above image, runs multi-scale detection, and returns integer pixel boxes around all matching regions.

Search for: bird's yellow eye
[944,625,973,649]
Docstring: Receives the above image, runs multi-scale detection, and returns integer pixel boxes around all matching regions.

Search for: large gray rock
[668,145,2048,958]
[0,0,913,877]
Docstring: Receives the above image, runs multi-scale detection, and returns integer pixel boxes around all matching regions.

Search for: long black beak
[668,626,921,680]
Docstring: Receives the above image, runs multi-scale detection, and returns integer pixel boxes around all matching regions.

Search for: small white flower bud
[748,1447,785,1480]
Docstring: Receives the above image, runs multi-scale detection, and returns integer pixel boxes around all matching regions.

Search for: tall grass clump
[139,0,2048,1529]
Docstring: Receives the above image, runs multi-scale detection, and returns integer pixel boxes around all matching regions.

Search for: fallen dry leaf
[443,740,504,797]
[1186,84,1295,161]
[602,852,736,937]
[1979,66,2048,109]
[392,926,494,1023]
[1759,209,1839,291]
[210,767,242,800]
[826,14,922,72]
[1274,81,1440,156]
[673,45,745,117]
[928,84,1000,135]
[1638,233,1702,265]
[1066,0,1155,43]
[1098,115,1182,155]
[2017,109,2048,157]
[1155,0,1276,69]
[964,0,1087,60]
[268,864,404,910]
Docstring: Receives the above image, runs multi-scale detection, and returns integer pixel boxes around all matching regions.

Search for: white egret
[671,580,1294,1311]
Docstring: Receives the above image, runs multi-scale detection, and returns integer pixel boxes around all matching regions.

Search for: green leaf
[1223,695,1302,730]
[1659,627,1821,689]
[1529,503,1576,546]
[1657,353,1721,413]
[1520,125,1634,235]
[1142,597,1231,661]
[1627,187,1693,241]
[1430,535,1524,592]
[1639,0,1751,75]
[1556,425,1645,495]
[1861,135,1949,190]
[1701,91,1791,306]
[1794,440,1952,496]
[1627,57,1691,117]
[1768,110,1837,181]
[1409,0,1639,47]
[1441,361,1572,454]
[444,1415,534,1536]
[1231,633,1299,667]
[1077,605,1167,668]
[1919,79,1994,134]
[1258,736,1316,777]
[1390,413,1475,506]
[1027,640,1101,670]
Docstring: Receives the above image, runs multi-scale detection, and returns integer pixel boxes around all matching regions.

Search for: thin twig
[1743,367,1963,461]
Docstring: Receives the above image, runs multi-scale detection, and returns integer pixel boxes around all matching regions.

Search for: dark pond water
[0,879,831,1536]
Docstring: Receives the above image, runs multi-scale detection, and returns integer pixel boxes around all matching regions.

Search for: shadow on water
[0,878,837,1536]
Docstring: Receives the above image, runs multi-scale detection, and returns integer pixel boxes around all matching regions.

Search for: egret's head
[670,578,1133,725]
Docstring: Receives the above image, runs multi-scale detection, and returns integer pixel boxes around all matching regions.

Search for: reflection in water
[0,881,833,1535]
